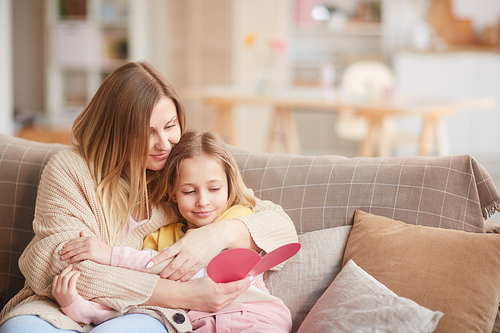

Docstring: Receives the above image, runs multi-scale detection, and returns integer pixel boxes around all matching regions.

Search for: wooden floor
[17,126,71,145]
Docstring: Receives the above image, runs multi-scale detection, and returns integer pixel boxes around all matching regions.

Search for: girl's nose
[196,192,210,206]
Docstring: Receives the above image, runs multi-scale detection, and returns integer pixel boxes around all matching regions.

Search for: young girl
[52,130,293,332]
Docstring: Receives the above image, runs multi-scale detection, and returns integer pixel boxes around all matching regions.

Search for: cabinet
[291,0,384,86]
[44,0,146,126]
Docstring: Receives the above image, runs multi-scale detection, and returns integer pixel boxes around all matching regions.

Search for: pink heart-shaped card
[207,242,301,283]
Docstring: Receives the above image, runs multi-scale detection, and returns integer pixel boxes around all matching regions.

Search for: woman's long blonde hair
[151,130,255,219]
[71,61,186,245]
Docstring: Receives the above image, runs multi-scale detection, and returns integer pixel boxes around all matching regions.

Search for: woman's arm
[142,275,252,312]
[234,196,299,255]
[20,150,159,311]
[59,230,253,312]
[149,197,298,281]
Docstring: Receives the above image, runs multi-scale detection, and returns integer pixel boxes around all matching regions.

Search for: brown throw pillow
[343,210,500,333]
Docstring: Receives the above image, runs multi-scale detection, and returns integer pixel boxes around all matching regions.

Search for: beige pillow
[344,210,500,333]
[264,225,351,333]
[297,259,443,333]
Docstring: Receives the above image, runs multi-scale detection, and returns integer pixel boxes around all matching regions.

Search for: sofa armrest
[0,134,67,309]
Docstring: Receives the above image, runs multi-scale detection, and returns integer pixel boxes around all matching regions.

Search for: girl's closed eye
[210,187,221,192]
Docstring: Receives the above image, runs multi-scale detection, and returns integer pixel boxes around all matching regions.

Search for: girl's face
[173,154,229,229]
[147,97,181,171]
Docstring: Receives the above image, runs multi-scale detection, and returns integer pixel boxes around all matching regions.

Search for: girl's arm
[52,265,118,325]
[60,231,171,274]
[61,296,118,325]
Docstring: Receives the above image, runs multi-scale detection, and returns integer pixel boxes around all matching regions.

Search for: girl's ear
[167,186,176,202]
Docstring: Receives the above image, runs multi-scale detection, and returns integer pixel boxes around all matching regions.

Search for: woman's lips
[150,152,169,160]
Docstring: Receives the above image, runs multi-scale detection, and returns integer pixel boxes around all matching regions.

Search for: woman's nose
[155,132,170,150]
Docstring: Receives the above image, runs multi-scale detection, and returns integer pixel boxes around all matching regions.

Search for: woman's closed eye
[165,123,176,131]
[210,187,221,192]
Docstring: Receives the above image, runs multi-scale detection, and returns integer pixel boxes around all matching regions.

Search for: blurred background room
[1,0,500,182]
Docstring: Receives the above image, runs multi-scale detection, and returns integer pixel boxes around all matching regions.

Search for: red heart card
[207,242,301,283]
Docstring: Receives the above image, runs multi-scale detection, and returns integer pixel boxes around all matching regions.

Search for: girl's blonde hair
[71,61,186,245]
[153,130,256,215]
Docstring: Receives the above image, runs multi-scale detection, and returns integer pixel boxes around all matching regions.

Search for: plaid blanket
[230,147,500,234]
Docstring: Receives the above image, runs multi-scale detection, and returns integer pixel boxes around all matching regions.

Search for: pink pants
[188,300,292,333]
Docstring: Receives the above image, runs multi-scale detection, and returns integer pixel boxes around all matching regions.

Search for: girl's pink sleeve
[110,246,154,272]
[61,295,117,325]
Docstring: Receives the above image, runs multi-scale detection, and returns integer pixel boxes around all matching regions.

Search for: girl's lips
[193,210,213,218]
[150,152,169,160]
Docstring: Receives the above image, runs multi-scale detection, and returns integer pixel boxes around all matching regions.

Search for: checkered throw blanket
[230,147,500,235]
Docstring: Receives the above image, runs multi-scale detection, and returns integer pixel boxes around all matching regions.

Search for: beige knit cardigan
[0,148,298,332]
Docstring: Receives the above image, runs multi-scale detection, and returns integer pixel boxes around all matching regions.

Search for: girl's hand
[52,265,80,308]
[59,230,112,265]
[147,220,257,282]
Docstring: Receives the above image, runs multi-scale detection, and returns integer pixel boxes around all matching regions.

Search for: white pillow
[297,260,443,333]
[264,226,352,332]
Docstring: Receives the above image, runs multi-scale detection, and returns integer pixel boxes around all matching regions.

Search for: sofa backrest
[230,147,499,235]
[0,134,66,309]
[1,133,499,311]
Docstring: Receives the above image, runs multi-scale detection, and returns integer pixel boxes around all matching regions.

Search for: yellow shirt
[143,205,254,251]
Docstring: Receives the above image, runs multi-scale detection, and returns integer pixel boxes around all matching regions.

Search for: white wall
[453,0,500,34]
[394,50,500,165]
[0,0,13,135]
[231,0,292,152]
[145,0,169,78]
[13,0,45,126]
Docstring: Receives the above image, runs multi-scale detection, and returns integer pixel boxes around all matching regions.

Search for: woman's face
[147,97,181,171]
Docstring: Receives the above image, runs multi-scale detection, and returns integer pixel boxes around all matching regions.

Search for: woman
[0,61,298,333]
[51,130,292,332]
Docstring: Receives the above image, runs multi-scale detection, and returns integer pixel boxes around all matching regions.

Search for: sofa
[1,133,500,332]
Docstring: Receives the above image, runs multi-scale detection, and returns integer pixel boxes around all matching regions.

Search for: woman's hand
[52,265,80,308]
[59,230,112,265]
[144,275,252,312]
[147,219,258,282]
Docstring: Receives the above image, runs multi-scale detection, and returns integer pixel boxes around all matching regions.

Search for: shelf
[58,0,87,19]
[290,12,384,86]
[292,22,382,37]
[45,0,144,126]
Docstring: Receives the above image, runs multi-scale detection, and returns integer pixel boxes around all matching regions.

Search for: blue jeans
[0,314,168,333]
